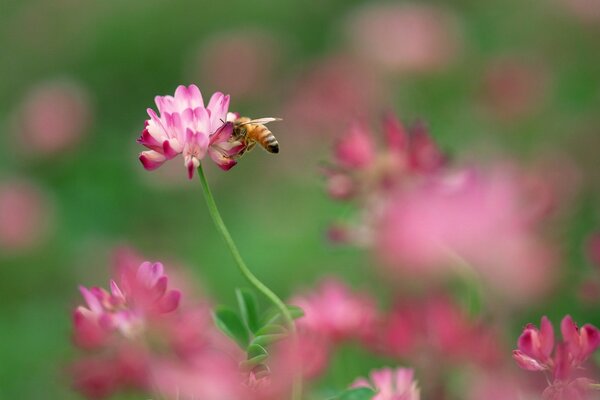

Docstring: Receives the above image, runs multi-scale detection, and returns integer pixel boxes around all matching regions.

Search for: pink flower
[137,84,244,177]
[11,80,92,157]
[0,179,53,253]
[542,378,597,400]
[373,294,501,366]
[70,347,148,399]
[352,367,420,400]
[513,316,600,382]
[74,261,181,345]
[375,166,555,301]
[326,113,444,202]
[344,3,462,73]
[150,356,245,400]
[291,278,378,342]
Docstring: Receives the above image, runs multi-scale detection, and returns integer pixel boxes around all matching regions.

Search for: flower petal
[512,350,546,371]
[139,151,166,171]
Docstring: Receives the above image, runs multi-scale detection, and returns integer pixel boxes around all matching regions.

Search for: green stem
[196,163,302,399]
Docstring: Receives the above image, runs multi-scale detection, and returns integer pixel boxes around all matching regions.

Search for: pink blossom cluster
[137,84,244,177]
[325,113,444,202]
[371,294,501,368]
[285,279,379,379]
[325,113,557,301]
[513,316,600,399]
[70,249,245,399]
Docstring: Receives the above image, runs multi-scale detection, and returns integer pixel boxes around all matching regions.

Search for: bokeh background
[1,0,599,398]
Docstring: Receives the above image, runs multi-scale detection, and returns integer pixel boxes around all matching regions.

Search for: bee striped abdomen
[254,125,279,153]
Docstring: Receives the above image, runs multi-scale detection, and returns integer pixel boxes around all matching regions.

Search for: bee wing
[238,117,282,126]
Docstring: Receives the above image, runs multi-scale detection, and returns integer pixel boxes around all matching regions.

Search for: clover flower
[291,278,378,343]
[513,316,600,398]
[325,113,445,202]
[137,84,244,177]
[73,261,181,347]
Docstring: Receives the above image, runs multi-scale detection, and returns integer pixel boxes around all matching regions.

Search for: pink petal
[162,140,179,160]
[194,107,210,135]
[157,290,181,313]
[517,329,540,360]
[207,92,230,131]
[408,121,445,173]
[370,368,394,393]
[553,343,572,381]
[79,286,102,314]
[186,159,196,179]
[512,350,546,371]
[383,112,408,152]
[335,122,375,169]
[540,316,555,359]
[561,315,582,359]
[137,127,162,151]
[187,84,204,109]
[109,280,125,303]
[152,276,168,300]
[139,151,166,171]
[580,324,600,360]
[174,85,191,109]
[208,148,237,171]
[209,122,234,145]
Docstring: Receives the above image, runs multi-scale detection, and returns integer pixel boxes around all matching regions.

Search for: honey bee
[232,117,282,156]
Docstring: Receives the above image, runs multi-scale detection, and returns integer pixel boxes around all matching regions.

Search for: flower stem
[196,164,302,399]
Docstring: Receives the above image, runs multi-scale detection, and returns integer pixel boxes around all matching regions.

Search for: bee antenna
[220,118,226,124]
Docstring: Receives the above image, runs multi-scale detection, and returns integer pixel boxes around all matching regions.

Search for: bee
[232,117,282,156]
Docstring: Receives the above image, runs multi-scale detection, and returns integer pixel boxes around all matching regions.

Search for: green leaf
[255,324,287,336]
[247,343,268,359]
[236,288,260,333]
[251,333,288,346]
[329,387,376,400]
[240,355,269,370]
[212,306,249,349]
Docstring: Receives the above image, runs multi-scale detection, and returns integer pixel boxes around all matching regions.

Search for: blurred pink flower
[11,80,92,157]
[513,316,600,383]
[74,260,181,346]
[373,294,501,366]
[344,3,462,73]
[291,278,378,342]
[352,367,420,400]
[188,30,280,99]
[375,166,555,300]
[542,378,597,400]
[480,57,549,121]
[467,370,539,400]
[325,114,445,202]
[0,179,53,253]
[283,56,385,136]
[150,355,245,400]
[137,84,244,177]
[71,248,249,399]
[70,347,148,399]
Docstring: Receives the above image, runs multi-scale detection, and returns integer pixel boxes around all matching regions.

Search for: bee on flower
[137,84,280,178]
